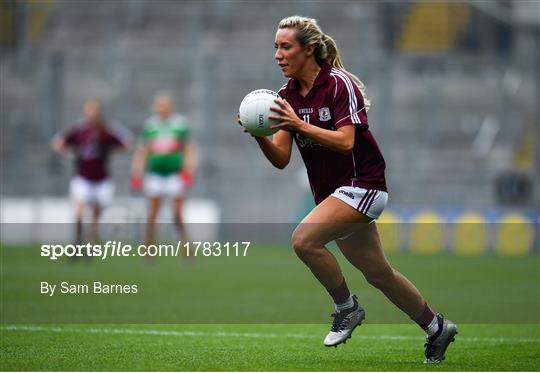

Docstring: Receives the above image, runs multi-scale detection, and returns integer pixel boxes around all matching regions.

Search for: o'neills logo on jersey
[298,108,313,114]
[319,107,331,121]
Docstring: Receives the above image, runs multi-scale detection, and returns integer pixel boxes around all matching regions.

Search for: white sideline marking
[1,325,539,344]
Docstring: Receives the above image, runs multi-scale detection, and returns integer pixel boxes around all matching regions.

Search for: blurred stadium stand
[1,0,538,227]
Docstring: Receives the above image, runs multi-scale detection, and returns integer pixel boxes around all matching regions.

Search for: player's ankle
[335,295,354,311]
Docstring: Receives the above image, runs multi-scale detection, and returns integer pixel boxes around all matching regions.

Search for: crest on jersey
[319,107,331,122]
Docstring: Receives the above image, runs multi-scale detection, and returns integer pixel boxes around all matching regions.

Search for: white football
[239,89,280,137]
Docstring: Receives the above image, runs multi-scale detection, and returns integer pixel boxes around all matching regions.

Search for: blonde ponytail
[278,16,371,111]
[321,34,343,69]
[322,34,370,111]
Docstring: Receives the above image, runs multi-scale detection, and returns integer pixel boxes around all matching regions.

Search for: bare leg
[73,200,85,244]
[89,204,102,244]
[294,196,373,347]
[291,196,370,292]
[172,196,191,259]
[334,206,458,363]
[172,196,188,241]
[147,196,161,247]
[336,220,426,319]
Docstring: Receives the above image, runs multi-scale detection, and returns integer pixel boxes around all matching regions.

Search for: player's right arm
[51,129,74,154]
[130,144,148,191]
[236,112,293,169]
[130,121,152,191]
[254,130,293,169]
[131,145,147,178]
[51,136,66,152]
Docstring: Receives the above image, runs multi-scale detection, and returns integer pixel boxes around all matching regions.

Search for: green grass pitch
[1,244,539,370]
[1,323,539,371]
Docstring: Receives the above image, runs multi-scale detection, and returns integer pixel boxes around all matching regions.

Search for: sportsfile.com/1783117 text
[40,241,252,260]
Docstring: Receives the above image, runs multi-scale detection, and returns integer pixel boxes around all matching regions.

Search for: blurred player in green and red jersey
[52,99,132,243]
[131,92,197,247]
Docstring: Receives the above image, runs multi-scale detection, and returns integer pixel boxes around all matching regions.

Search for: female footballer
[240,16,457,364]
[131,93,197,247]
[53,100,131,244]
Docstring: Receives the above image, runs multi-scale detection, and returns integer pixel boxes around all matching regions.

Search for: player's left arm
[177,123,197,186]
[183,143,199,173]
[269,99,355,154]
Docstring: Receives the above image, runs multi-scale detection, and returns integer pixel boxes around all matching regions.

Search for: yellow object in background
[27,0,55,43]
[409,211,444,254]
[377,210,402,253]
[495,214,533,257]
[399,2,470,52]
[0,1,17,45]
[453,213,488,256]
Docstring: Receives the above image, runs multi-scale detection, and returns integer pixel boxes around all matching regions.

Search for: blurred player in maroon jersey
[238,16,457,364]
[53,100,131,244]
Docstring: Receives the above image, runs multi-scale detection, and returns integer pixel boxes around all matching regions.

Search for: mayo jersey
[141,114,190,175]
[278,62,387,204]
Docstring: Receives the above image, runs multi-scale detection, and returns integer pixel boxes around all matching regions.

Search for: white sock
[335,295,354,311]
[425,315,439,337]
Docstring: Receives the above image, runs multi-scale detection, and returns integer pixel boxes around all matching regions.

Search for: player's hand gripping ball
[238,89,280,137]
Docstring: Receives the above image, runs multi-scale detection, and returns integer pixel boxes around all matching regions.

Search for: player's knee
[291,230,318,260]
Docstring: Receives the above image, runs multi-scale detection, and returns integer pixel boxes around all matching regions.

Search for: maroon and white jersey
[278,62,387,204]
[63,121,126,181]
